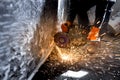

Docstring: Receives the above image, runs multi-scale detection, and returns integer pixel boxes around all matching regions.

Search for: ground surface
[33,26,120,80]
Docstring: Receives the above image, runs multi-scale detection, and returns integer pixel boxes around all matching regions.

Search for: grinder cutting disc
[54,32,70,48]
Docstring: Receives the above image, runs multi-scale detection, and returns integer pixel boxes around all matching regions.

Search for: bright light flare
[55,46,79,63]
[61,70,88,78]
[60,53,77,62]
[61,54,70,61]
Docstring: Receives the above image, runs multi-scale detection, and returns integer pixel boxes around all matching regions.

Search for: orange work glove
[61,21,72,33]
[87,26,100,41]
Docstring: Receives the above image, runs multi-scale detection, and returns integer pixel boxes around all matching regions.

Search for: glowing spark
[55,46,69,61]
[55,46,62,57]
[55,46,79,62]
[61,54,69,61]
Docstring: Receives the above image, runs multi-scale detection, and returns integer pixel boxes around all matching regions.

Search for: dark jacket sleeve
[66,0,77,23]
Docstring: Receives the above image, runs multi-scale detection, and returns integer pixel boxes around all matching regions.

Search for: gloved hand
[61,21,72,33]
[87,26,100,41]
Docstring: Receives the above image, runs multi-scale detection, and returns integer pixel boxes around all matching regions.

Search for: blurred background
[0,0,119,80]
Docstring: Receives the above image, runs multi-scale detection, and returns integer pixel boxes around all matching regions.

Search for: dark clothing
[67,0,115,28]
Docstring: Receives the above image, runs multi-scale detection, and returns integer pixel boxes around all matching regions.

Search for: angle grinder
[54,32,70,48]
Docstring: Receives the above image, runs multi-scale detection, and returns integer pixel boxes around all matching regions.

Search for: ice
[0,0,45,80]
[3,65,10,80]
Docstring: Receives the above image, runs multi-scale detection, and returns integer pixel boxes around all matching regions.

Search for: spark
[55,46,62,57]
[55,46,79,63]
[61,54,70,61]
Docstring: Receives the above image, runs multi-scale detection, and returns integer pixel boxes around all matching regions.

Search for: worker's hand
[87,26,100,41]
[61,21,72,33]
